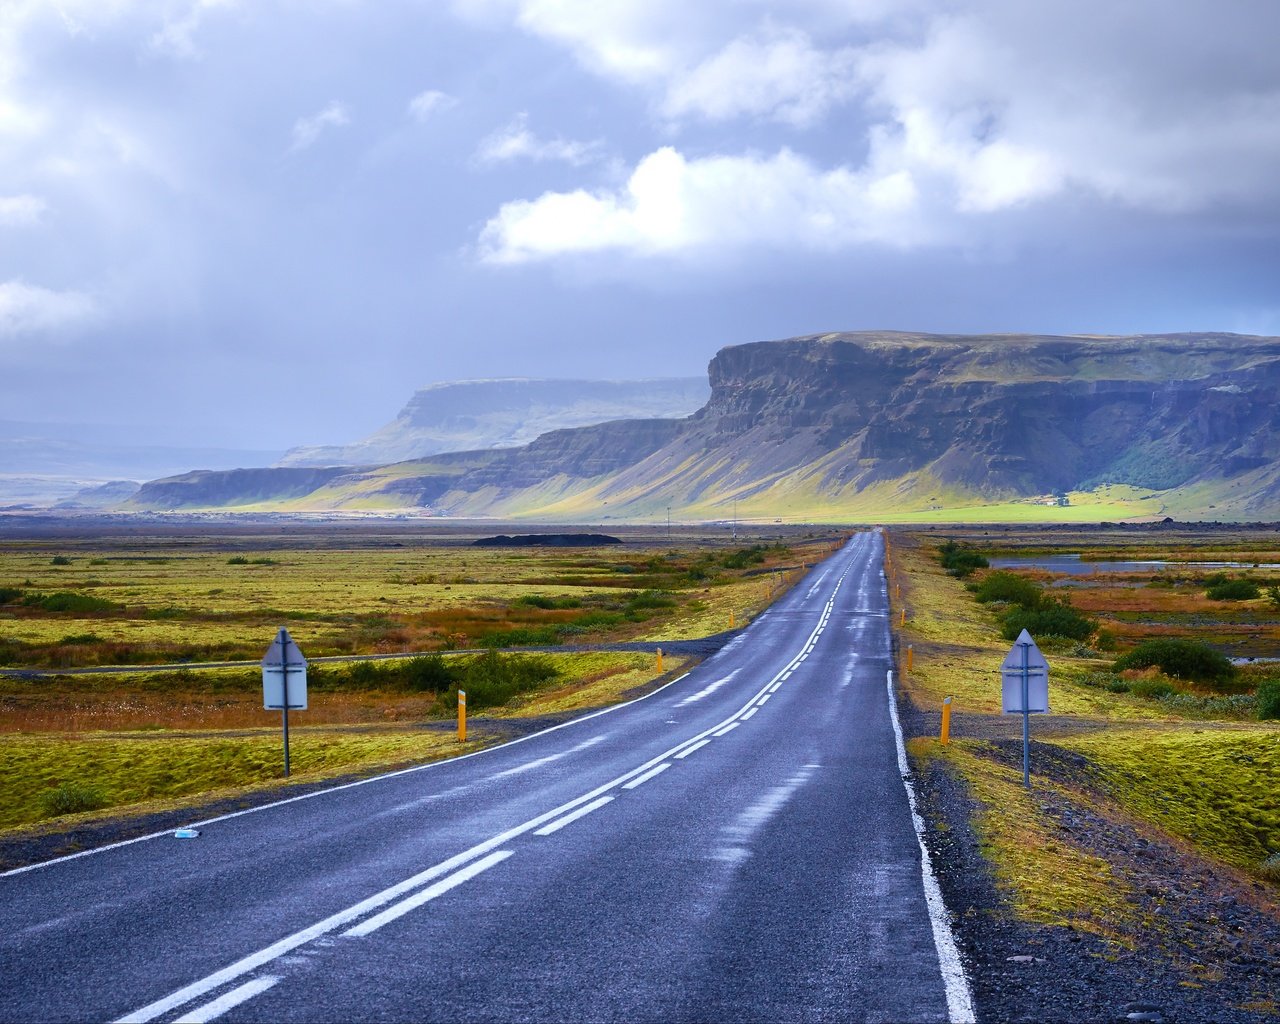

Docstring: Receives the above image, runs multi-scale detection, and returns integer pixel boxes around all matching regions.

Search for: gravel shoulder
[901,694,1280,1023]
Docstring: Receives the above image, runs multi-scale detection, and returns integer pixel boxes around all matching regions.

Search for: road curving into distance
[0,530,973,1023]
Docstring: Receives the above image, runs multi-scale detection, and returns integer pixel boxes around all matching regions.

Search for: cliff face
[128,332,1280,520]
[277,377,708,467]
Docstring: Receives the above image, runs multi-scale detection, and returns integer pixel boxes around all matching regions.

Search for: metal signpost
[1000,629,1049,788]
[262,627,308,777]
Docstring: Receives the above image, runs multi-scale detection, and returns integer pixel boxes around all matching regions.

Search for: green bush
[450,651,559,710]
[1258,679,1280,720]
[402,654,457,693]
[40,781,107,818]
[1113,638,1236,685]
[938,541,989,578]
[50,556,72,566]
[479,626,562,647]
[1129,677,1181,699]
[0,586,23,605]
[721,545,768,569]
[1205,578,1260,601]
[626,590,676,610]
[513,594,582,610]
[226,556,249,565]
[29,592,118,614]
[972,572,1042,607]
[999,599,1095,641]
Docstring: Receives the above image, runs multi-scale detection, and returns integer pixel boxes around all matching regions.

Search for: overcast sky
[3,0,1279,450]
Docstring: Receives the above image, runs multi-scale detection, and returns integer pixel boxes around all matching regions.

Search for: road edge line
[886,668,976,1024]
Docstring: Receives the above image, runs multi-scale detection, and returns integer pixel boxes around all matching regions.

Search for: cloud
[149,0,237,60]
[661,28,860,126]
[475,113,602,166]
[407,89,457,122]
[0,281,95,338]
[0,194,46,225]
[479,146,924,263]
[290,101,350,151]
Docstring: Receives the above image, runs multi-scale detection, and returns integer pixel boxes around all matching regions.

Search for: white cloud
[290,101,350,151]
[0,194,46,225]
[475,113,602,166]
[407,89,457,122]
[479,146,926,263]
[662,28,860,126]
[0,281,95,338]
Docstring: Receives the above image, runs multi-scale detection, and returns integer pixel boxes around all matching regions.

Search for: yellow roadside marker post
[729,610,735,628]
[656,648,663,673]
[907,644,914,672]
[458,690,467,743]
[940,696,953,745]
[900,608,906,627]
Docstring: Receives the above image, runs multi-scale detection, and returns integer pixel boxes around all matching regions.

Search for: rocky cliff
[130,332,1280,521]
[277,377,708,467]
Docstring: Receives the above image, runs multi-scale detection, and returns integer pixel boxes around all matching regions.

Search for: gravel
[902,696,1280,1023]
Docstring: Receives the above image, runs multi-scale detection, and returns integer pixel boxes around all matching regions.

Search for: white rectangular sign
[263,664,308,710]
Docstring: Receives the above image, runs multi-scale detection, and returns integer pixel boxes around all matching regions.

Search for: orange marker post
[907,644,914,672]
[656,647,663,673]
[900,608,906,627]
[940,696,953,745]
[458,689,467,743]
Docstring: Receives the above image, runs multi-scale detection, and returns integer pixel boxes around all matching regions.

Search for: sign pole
[1021,640,1030,789]
[280,627,292,777]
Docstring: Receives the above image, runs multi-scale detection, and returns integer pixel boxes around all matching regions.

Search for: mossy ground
[894,525,1280,931]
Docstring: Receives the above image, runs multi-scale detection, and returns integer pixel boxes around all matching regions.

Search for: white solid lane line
[674,739,711,760]
[623,763,672,789]
[172,977,281,1024]
[534,797,614,836]
[343,851,514,938]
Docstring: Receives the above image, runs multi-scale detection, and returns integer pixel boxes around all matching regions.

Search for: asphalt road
[0,531,971,1023]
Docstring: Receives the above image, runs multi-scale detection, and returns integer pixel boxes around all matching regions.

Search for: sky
[2,0,1280,451]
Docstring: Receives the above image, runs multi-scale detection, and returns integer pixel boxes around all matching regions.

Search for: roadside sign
[1000,629,1049,714]
[262,628,308,710]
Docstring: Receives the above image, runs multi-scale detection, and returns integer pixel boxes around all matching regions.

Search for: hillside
[277,377,709,467]
[129,331,1280,521]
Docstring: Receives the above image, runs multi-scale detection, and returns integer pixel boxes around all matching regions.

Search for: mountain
[276,377,710,467]
[128,331,1280,521]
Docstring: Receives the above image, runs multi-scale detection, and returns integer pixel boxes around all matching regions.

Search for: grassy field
[0,522,842,838]
[892,525,1280,917]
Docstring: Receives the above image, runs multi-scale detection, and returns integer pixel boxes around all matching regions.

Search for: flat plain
[0,516,838,848]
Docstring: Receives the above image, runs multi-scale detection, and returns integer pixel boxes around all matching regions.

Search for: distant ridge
[277,377,709,467]
[131,331,1280,522]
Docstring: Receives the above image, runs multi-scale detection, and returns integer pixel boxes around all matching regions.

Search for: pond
[988,555,1280,575]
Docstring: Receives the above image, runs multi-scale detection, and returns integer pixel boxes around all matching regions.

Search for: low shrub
[29,592,119,614]
[40,781,107,818]
[448,650,559,710]
[513,594,582,610]
[1261,853,1280,883]
[625,590,676,611]
[1129,677,1181,700]
[999,598,1095,641]
[972,572,1042,607]
[1258,679,1280,720]
[0,586,23,605]
[1113,638,1236,685]
[402,654,457,693]
[938,540,989,578]
[1205,578,1260,601]
[50,556,72,566]
[226,556,249,565]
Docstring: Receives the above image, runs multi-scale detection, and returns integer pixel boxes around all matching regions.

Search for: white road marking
[756,694,772,705]
[674,669,740,706]
[741,707,759,720]
[343,852,514,937]
[534,797,614,836]
[622,763,672,789]
[712,722,740,737]
[171,976,281,1024]
[488,735,607,780]
[885,668,975,1024]
[674,739,711,759]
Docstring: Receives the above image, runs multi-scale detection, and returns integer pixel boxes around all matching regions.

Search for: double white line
[118,575,851,1024]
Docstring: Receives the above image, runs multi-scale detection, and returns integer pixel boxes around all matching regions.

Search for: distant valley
[125,331,1280,522]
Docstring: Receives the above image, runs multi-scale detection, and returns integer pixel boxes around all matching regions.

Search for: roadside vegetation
[890,525,1280,931]
[0,526,837,842]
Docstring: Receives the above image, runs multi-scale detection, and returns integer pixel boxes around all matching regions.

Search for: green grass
[1059,728,1280,875]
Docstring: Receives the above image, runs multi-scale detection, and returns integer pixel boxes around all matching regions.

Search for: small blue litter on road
[174,828,201,839]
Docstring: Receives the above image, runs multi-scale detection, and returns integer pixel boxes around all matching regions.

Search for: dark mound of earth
[471,533,622,547]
